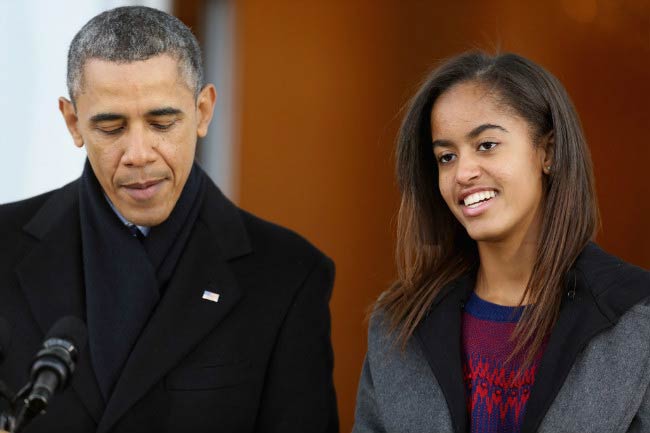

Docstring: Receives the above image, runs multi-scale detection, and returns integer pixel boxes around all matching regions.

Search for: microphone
[14,316,87,432]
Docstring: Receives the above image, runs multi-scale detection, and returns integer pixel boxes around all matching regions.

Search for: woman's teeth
[464,190,497,207]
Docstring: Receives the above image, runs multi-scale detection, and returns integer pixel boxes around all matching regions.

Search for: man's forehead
[79,54,192,97]
[75,55,194,115]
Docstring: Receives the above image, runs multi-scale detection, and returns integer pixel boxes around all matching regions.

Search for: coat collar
[16,180,105,422]
[16,173,253,432]
[522,242,650,432]
[21,171,251,262]
[415,273,473,433]
[415,242,650,433]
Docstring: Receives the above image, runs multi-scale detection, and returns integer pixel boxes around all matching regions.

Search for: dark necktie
[128,224,145,241]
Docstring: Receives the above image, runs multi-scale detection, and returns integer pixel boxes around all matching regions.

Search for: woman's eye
[438,153,456,164]
[478,141,498,151]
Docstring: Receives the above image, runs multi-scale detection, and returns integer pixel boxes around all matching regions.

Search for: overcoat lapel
[520,270,612,432]
[15,181,105,422]
[97,181,252,433]
[415,274,474,433]
[521,245,650,433]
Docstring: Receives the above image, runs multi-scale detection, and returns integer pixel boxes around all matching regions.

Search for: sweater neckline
[464,292,525,323]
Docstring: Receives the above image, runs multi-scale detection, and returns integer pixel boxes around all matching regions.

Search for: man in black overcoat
[0,6,338,433]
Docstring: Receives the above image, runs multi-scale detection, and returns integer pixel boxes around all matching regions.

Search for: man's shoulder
[199,179,332,283]
[235,208,334,290]
[0,190,53,221]
[0,181,79,236]
[239,208,327,262]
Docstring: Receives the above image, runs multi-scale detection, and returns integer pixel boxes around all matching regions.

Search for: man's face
[59,54,216,226]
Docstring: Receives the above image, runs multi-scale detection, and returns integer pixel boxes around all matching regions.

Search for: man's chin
[117,204,172,227]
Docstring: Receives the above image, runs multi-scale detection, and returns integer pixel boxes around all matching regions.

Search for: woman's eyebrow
[432,139,452,149]
[466,123,508,139]
[432,124,509,148]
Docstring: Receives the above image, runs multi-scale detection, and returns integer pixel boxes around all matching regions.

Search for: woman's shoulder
[574,242,650,319]
[364,305,434,378]
[366,306,393,345]
[366,306,412,357]
[365,303,433,365]
[575,242,648,278]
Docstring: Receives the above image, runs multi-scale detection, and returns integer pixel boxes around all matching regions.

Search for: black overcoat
[0,176,338,433]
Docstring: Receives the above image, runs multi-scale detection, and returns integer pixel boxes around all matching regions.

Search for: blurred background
[1,0,648,430]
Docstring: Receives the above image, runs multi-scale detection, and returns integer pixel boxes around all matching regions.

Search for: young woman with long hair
[353,52,650,433]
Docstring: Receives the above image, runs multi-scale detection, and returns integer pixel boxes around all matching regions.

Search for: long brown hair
[377,51,600,366]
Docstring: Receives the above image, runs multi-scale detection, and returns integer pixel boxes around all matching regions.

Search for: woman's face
[430,81,551,244]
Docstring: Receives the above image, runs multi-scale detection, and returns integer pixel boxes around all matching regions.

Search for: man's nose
[122,125,157,167]
[455,153,481,185]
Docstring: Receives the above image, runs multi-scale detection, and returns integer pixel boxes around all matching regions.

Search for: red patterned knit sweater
[461,292,545,433]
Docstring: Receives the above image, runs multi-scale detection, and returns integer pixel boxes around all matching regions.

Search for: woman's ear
[540,131,555,175]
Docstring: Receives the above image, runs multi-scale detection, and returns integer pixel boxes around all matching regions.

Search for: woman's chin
[464,224,508,243]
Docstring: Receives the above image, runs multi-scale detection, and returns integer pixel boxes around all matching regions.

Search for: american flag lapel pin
[202,290,220,303]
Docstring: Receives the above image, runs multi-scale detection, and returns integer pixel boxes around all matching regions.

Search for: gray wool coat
[353,243,650,433]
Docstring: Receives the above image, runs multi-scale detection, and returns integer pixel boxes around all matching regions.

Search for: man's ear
[540,130,555,175]
[59,97,84,148]
[196,84,217,138]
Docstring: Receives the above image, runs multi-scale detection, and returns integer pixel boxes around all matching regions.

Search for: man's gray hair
[67,6,203,102]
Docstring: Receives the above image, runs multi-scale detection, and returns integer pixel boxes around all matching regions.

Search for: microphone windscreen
[44,316,87,353]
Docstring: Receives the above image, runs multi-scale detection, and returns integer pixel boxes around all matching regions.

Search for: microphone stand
[0,380,21,432]
[11,382,39,433]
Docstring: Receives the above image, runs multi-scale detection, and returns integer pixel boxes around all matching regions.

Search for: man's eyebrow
[147,107,183,117]
[467,123,508,139]
[90,113,125,123]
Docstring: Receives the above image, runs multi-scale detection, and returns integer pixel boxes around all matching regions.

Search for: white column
[198,0,238,201]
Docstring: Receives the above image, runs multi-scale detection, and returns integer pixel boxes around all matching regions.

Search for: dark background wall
[176,0,649,429]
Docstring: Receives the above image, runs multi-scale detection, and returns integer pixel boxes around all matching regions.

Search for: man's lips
[123,179,164,189]
[121,179,166,201]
